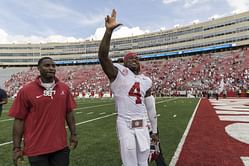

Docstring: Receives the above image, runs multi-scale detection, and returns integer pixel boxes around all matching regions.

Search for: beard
[128,65,140,74]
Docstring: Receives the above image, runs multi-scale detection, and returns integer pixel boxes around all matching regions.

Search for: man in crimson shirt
[9,57,78,166]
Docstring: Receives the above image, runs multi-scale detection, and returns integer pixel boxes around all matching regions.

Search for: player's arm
[145,88,158,142]
[66,111,78,149]
[98,9,122,82]
[12,118,24,165]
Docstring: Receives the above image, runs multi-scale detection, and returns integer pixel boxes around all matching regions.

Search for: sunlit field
[0,97,199,166]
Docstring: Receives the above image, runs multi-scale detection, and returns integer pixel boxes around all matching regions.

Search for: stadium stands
[3,48,249,98]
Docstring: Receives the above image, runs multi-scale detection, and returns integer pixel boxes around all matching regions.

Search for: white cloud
[0,26,149,44]
[226,0,249,14]
[174,24,181,28]
[191,19,200,24]
[112,27,150,39]
[85,27,105,41]
[208,14,227,20]
[0,29,9,43]
[87,26,150,41]
[162,0,179,4]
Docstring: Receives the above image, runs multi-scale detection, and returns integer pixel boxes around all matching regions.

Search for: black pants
[28,147,70,166]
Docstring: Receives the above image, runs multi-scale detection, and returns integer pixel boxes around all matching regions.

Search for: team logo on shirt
[121,68,128,76]
[43,89,56,97]
[36,95,43,99]
[60,91,65,95]
[36,89,56,99]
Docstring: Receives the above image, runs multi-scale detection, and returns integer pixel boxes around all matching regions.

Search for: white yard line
[169,98,201,166]
[0,118,13,122]
[99,112,106,115]
[0,141,13,146]
[87,112,94,115]
[0,103,114,123]
[75,113,116,126]
[156,98,178,104]
[0,112,117,147]
[74,103,113,111]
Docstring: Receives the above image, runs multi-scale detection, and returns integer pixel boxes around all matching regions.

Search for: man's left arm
[66,111,78,149]
[145,88,158,142]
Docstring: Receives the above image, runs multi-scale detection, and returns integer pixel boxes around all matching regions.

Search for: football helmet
[149,141,160,161]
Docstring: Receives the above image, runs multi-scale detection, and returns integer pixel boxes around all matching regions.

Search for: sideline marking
[169,98,201,166]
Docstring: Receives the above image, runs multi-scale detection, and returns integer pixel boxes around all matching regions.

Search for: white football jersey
[111,63,152,120]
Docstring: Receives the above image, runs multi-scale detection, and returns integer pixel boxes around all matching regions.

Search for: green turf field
[0,97,199,166]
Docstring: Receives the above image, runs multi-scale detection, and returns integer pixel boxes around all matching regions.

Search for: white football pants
[117,118,150,166]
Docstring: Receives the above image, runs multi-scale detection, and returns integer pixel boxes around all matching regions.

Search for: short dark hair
[38,57,53,66]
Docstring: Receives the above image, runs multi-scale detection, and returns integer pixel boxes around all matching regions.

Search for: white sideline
[169,98,201,166]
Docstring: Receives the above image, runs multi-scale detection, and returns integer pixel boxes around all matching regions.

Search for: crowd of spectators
[4,48,249,98]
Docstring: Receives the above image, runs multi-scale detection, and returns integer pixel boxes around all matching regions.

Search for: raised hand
[105,9,122,31]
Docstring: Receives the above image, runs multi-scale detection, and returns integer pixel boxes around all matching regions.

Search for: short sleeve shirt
[9,77,76,156]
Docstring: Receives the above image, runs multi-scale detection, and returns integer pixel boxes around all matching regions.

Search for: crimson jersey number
[128,82,142,104]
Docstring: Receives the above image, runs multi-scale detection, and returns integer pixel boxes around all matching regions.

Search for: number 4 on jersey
[129,82,142,104]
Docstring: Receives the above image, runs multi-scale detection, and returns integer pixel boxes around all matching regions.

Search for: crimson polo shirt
[9,77,76,156]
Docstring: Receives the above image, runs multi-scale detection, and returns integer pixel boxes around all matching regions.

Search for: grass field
[0,97,199,166]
